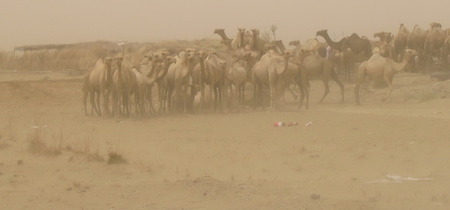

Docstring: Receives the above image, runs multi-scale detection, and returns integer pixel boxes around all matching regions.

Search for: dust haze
[2,0,450,209]
[1,0,449,50]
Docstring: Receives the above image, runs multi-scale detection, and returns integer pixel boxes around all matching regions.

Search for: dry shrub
[27,125,61,156]
[106,142,127,164]
[67,129,104,162]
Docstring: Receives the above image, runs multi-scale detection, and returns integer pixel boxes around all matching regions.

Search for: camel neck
[217,31,230,41]
[319,32,341,51]
[393,55,410,72]
[106,64,112,83]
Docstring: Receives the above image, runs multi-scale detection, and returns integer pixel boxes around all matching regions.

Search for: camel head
[214,29,224,34]
[237,28,246,36]
[104,56,113,67]
[197,50,207,60]
[316,29,328,37]
[185,48,198,61]
[403,49,418,59]
[251,29,260,36]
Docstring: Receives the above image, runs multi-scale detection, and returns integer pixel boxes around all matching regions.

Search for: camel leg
[96,90,103,117]
[218,85,223,112]
[354,69,366,105]
[319,79,330,103]
[382,76,394,102]
[83,91,89,116]
[331,70,345,103]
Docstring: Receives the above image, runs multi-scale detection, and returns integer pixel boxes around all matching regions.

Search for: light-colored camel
[299,54,344,109]
[164,49,198,112]
[88,57,113,117]
[204,52,227,111]
[191,51,208,111]
[424,22,446,65]
[112,56,136,117]
[252,49,292,111]
[354,49,418,104]
[231,28,246,50]
[214,29,232,50]
[225,53,255,106]
[82,71,92,116]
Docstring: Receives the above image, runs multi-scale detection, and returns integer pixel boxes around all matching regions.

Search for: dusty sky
[1,0,449,50]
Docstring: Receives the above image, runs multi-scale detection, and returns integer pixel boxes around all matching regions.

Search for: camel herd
[83,22,449,117]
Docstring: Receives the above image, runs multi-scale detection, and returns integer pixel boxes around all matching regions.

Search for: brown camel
[231,28,246,50]
[249,29,266,52]
[289,40,300,47]
[316,29,372,59]
[407,25,427,70]
[299,54,344,109]
[393,24,410,61]
[214,29,232,50]
[355,49,417,104]
[424,22,446,66]
[88,57,113,117]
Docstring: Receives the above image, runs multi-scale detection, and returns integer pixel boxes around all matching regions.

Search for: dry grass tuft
[27,125,61,156]
[106,142,127,164]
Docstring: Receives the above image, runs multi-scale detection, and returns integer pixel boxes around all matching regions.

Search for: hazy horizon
[1,0,449,50]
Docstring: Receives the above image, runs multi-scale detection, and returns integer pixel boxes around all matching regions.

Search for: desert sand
[1,70,450,209]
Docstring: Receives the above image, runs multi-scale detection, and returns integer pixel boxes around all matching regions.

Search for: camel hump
[350,33,360,39]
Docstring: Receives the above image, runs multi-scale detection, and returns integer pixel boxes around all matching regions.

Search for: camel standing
[252,50,292,111]
[204,52,227,112]
[164,49,198,112]
[354,49,417,104]
[88,57,113,117]
[231,28,246,50]
[214,29,232,50]
[112,57,136,117]
[299,54,344,109]
[393,24,411,61]
[424,23,446,67]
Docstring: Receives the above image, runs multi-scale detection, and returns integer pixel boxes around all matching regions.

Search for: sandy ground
[1,70,450,209]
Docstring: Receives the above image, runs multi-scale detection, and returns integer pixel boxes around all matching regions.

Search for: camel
[164,49,198,112]
[249,29,266,52]
[316,29,372,59]
[112,56,136,117]
[225,52,255,107]
[252,49,293,111]
[424,22,446,66]
[393,24,411,61]
[374,32,394,57]
[443,35,450,66]
[191,50,208,111]
[82,71,92,116]
[214,29,232,50]
[204,52,227,112]
[88,57,113,117]
[407,25,427,70]
[289,40,300,47]
[231,28,246,50]
[298,54,344,109]
[354,49,418,104]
